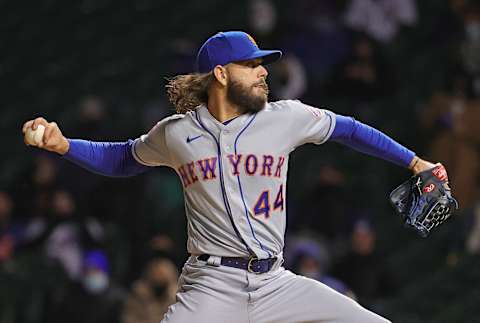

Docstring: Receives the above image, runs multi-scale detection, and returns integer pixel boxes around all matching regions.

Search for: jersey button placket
[221,130,248,245]
[218,130,249,251]
[221,131,245,249]
[220,130,231,153]
[220,130,239,214]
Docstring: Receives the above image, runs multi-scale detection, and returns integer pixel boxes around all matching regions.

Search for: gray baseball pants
[161,256,391,323]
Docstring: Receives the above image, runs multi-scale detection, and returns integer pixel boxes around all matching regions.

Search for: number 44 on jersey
[253,184,284,219]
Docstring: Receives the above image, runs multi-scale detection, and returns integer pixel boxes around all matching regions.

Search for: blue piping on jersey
[194,111,255,256]
[323,113,334,143]
[234,113,272,258]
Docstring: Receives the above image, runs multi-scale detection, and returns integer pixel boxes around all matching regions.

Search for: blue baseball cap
[84,250,109,274]
[196,31,282,73]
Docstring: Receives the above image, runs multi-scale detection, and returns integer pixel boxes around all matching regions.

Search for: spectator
[421,67,480,261]
[466,203,480,254]
[344,0,417,44]
[73,95,112,140]
[333,218,395,306]
[424,0,466,49]
[32,154,58,191]
[168,37,198,75]
[289,237,355,298]
[269,54,308,100]
[281,0,351,92]
[459,2,480,97]
[421,69,479,210]
[23,189,105,280]
[248,0,277,38]
[122,258,178,323]
[327,33,395,106]
[0,191,23,264]
[47,250,126,323]
[291,164,351,249]
[9,153,59,222]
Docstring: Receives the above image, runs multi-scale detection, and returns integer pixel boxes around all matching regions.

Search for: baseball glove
[389,164,458,237]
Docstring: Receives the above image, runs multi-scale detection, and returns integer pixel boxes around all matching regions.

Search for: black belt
[198,254,277,274]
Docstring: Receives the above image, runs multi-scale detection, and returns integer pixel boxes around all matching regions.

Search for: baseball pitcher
[22,31,456,323]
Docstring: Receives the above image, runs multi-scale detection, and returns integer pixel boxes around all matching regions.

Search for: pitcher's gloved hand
[389,164,458,237]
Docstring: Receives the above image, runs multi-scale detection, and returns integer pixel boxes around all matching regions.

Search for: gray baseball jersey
[132,99,336,259]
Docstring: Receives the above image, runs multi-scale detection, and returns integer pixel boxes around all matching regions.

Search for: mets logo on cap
[246,33,258,47]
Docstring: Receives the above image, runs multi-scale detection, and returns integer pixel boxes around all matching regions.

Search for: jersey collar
[196,105,254,134]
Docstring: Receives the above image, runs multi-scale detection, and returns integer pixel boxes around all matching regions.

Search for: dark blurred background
[1,0,480,322]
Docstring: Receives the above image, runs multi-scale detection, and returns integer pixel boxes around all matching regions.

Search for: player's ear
[213,65,228,87]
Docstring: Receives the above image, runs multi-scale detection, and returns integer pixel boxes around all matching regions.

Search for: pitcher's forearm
[63,139,150,177]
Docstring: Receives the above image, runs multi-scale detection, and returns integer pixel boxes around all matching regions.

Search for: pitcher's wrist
[57,137,70,155]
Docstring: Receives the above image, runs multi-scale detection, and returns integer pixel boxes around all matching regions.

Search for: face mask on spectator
[151,281,168,299]
[466,21,480,41]
[83,271,109,294]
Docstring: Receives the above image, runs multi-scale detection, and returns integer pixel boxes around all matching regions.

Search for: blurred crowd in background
[2,0,480,322]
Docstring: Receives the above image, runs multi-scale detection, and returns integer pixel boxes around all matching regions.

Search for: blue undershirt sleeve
[330,114,415,168]
[63,139,150,177]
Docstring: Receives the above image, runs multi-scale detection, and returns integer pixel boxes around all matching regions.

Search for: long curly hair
[166,72,215,114]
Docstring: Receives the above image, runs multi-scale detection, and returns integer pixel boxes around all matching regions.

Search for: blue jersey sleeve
[63,139,150,177]
[330,115,415,168]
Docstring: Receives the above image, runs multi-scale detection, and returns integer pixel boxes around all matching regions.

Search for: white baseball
[25,124,46,146]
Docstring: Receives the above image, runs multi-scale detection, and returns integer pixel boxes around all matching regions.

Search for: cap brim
[237,49,282,66]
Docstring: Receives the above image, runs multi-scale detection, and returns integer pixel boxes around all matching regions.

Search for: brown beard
[226,79,269,114]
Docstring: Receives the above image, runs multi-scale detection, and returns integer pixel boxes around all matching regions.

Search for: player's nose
[258,65,268,78]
